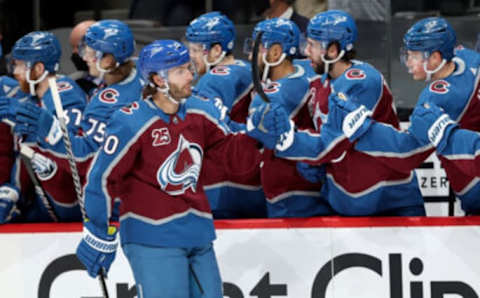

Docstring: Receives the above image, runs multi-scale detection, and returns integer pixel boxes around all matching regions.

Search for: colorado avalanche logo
[157,135,203,195]
[99,88,119,104]
[429,80,450,94]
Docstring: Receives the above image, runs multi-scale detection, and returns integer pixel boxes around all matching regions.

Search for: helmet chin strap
[423,58,446,82]
[151,81,179,106]
[26,68,49,96]
[321,50,345,75]
[262,52,286,82]
[95,51,120,80]
[203,50,226,71]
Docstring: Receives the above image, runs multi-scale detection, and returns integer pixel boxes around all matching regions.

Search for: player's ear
[33,62,45,76]
[152,74,166,88]
[210,44,223,58]
[326,43,339,59]
[269,44,283,61]
[430,51,443,65]
[101,53,117,70]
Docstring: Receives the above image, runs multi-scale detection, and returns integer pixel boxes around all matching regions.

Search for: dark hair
[330,41,356,62]
[142,73,157,99]
[211,42,233,56]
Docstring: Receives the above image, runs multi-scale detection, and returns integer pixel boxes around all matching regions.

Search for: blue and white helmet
[137,40,190,81]
[185,11,235,51]
[253,18,300,56]
[84,19,135,64]
[403,17,456,61]
[12,31,61,72]
[307,10,357,52]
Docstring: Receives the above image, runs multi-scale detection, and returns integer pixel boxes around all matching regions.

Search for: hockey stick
[48,78,109,298]
[19,145,59,222]
[2,117,59,222]
[251,31,270,103]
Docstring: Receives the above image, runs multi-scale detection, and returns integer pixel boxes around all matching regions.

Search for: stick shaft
[48,77,109,297]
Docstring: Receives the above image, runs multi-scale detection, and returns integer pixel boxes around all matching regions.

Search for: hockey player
[1,31,87,222]
[15,20,142,161]
[409,103,480,178]
[75,39,272,297]
[249,11,425,216]
[186,12,265,218]
[0,75,27,223]
[186,11,252,124]
[247,18,334,218]
[340,17,480,214]
[11,20,141,221]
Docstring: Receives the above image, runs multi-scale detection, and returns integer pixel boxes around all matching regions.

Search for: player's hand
[76,220,118,278]
[296,162,326,183]
[0,184,20,224]
[0,96,17,122]
[14,102,62,144]
[328,93,372,142]
[409,103,456,152]
[247,102,292,149]
[31,151,58,181]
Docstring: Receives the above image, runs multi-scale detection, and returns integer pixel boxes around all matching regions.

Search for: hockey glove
[296,162,326,184]
[409,103,457,152]
[328,93,372,142]
[31,151,58,181]
[76,219,118,278]
[0,184,20,224]
[14,102,62,145]
[247,102,292,149]
[0,96,17,122]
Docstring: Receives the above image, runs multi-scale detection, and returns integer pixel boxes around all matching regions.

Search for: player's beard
[312,61,325,75]
[169,81,192,100]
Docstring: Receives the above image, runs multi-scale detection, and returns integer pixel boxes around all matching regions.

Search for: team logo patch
[157,135,203,195]
[152,128,171,147]
[99,88,120,104]
[429,80,450,94]
[211,66,230,76]
[345,69,366,80]
[263,82,281,94]
[56,81,73,93]
[120,102,139,114]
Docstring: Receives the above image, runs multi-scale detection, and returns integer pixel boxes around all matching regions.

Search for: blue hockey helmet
[185,11,235,51]
[253,18,300,56]
[403,17,456,61]
[12,31,61,72]
[137,40,190,81]
[307,10,357,52]
[84,19,135,63]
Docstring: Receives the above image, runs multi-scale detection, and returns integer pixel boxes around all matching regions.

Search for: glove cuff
[45,116,62,145]
[83,225,118,253]
[427,114,455,148]
[342,105,372,139]
[275,120,295,152]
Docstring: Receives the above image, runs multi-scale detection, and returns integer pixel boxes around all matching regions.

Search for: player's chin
[183,88,192,98]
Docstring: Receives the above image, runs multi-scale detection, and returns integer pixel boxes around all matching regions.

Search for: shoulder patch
[345,69,366,80]
[263,82,281,94]
[211,66,231,76]
[56,81,74,93]
[99,88,120,104]
[429,80,450,94]
[120,101,140,115]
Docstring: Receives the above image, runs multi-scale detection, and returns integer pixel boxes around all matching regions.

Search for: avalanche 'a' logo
[157,135,203,195]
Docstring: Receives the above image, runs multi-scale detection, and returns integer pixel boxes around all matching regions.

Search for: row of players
[1,13,480,223]
[0,10,480,296]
